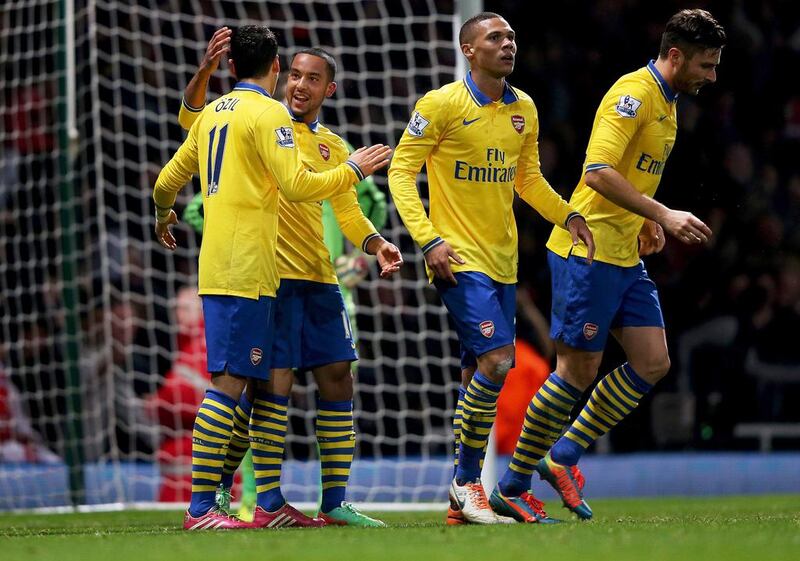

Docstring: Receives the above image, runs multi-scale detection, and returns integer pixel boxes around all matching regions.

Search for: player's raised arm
[515,103,595,261]
[178,27,232,130]
[152,123,200,250]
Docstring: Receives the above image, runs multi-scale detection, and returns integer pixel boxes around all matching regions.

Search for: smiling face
[672,47,722,95]
[462,17,517,79]
[285,53,336,120]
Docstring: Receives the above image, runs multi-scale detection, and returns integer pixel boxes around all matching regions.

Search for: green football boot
[318,502,386,527]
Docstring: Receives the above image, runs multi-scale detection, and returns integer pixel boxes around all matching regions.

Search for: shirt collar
[463,71,519,106]
[232,81,272,98]
[646,60,678,103]
[285,104,320,133]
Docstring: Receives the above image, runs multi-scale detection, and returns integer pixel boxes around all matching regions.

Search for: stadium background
[0,0,798,509]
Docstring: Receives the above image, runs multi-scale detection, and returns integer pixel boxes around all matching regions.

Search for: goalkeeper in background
[179,28,399,527]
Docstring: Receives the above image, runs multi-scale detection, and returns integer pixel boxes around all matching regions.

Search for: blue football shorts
[202,294,276,379]
[270,279,358,370]
[548,250,664,352]
[434,271,516,370]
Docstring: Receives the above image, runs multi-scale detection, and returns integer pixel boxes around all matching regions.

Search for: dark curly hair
[230,25,278,79]
[659,9,726,59]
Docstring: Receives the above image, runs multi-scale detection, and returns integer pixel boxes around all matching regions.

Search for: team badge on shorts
[250,347,263,366]
[582,323,598,340]
[319,143,330,161]
[511,115,525,134]
[479,320,495,338]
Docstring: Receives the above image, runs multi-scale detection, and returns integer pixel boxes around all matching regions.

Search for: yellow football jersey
[180,101,378,285]
[388,71,576,284]
[547,61,678,267]
[154,82,362,299]
[276,120,378,284]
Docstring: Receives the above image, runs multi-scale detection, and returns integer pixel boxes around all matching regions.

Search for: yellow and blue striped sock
[188,388,237,517]
[452,387,466,477]
[498,372,581,496]
[317,398,355,513]
[456,372,501,484]
[551,363,653,466]
[220,393,252,489]
[250,391,289,512]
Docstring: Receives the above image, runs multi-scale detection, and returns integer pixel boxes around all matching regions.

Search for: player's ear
[272,55,280,75]
[460,43,474,61]
[325,81,337,98]
[668,47,683,67]
[228,59,237,79]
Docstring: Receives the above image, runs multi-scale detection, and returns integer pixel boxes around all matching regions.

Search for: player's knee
[637,355,671,382]
[492,356,513,379]
[210,371,247,400]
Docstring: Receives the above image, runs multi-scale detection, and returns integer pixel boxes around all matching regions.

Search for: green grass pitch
[1,495,798,561]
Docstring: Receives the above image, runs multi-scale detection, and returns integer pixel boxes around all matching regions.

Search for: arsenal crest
[319,143,330,161]
[250,347,263,365]
[583,323,598,340]
[479,320,495,338]
[511,114,525,134]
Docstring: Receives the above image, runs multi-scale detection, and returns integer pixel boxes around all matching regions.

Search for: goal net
[0,0,466,509]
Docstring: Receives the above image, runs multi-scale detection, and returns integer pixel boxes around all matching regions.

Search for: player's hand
[638,219,665,256]
[660,209,712,245]
[155,210,179,251]
[200,27,232,76]
[425,241,465,285]
[348,145,393,177]
[374,239,403,279]
[567,215,595,264]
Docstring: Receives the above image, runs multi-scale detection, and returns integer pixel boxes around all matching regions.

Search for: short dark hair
[459,11,504,45]
[659,9,726,59]
[230,25,278,79]
[291,47,338,81]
